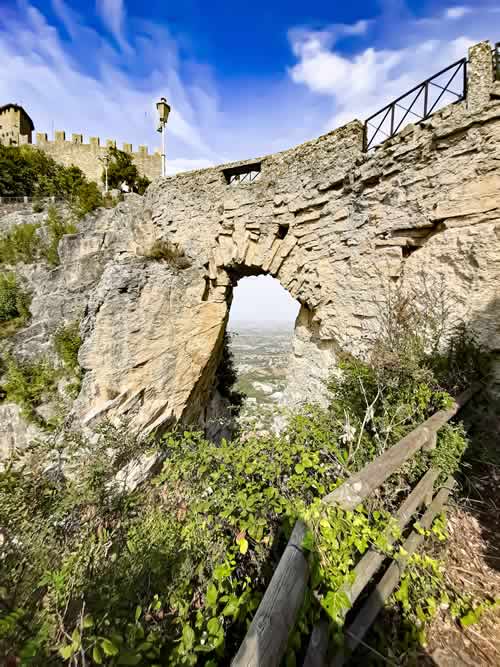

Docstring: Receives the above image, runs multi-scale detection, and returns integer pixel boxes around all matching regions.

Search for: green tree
[104,146,151,193]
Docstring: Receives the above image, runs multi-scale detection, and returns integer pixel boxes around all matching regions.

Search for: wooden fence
[231,385,478,667]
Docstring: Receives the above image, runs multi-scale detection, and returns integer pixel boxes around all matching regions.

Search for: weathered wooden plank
[346,466,440,605]
[303,619,330,667]
[302,466,440,665]
[231,520,309,667]
[323,387,475,510]
[232,385,477,666]
[331,476,456,667]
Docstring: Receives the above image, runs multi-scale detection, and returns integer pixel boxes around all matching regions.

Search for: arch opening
[225,274,300,435]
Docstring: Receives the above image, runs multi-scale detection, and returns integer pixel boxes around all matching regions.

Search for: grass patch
[0,223,40,265]
[0,355,59,427]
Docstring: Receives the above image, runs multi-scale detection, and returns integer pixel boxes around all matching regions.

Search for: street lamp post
[156,96,171,177]
[98,153,111,193]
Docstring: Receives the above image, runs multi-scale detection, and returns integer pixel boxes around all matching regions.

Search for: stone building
[0,103,34,146]
[0,101,161,183]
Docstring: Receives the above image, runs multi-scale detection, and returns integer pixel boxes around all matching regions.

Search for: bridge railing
[231,385,479,667]
[363,57,468,151]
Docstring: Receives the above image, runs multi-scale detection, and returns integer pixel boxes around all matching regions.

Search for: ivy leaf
[222,597,240,618]
[58,644,74,660]
[83,615,94,629]
[236,532,249,554]
[294,463,304,474]
[206,583,218,608]
[101,638,119,656]
[93,645,103,664]
[460,610,479,627]
[181,624,195,651]
[71,628,81,650]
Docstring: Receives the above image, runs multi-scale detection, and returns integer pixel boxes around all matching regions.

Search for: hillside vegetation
[1,280,497,666]
[0,145,103,217]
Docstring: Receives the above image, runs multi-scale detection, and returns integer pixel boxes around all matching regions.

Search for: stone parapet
[34,131,161,183]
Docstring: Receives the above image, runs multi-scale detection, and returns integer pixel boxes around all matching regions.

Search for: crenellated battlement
[35,130,161,183]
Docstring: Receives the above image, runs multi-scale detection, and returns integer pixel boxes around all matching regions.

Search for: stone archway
[76,43,500,436]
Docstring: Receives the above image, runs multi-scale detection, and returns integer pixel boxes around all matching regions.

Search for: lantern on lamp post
[156,96,171,177]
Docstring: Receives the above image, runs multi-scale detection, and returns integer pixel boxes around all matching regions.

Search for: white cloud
[96,0,128,50]
[288,6,494,134]
[445,6,472,20]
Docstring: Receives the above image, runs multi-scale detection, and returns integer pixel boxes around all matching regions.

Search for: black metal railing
[364,57,467,150]
[495,43,500,81]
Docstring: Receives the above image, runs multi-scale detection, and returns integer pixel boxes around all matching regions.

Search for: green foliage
[0,145,85,198]
[0,145,106,217]
[71,181,104,219]
[384,550,499,654]
[0,279,491,665]
[0,207,78,269]
[0,273,31,337]
[104,147,151,194]
[41,206,77,266]
[54,321,81,373]
[0,222,40,264]
[216,333,244,412]
[0,355,59,426]
[54,321,83,398]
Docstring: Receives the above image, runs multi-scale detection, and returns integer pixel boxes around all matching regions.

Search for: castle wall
[35,132,161,184]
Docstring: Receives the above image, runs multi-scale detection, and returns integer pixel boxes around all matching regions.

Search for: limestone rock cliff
[0,40,499,457]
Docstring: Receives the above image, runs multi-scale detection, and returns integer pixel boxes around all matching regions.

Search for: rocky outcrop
[1,40,499,455]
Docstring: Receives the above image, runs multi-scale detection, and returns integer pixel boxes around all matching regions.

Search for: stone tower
[0,103,34,146]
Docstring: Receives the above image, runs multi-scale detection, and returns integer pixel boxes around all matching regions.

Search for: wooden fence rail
[231,385,478,667]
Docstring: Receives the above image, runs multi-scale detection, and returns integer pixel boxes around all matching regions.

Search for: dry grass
[143,239,191,269]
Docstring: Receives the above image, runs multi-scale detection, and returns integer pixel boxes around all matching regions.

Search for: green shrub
[53,321,81,372]
[0,222,40,265]
[0,273,31,333]
[32,198,44,213]
[53,321,82,398]
[0,355,58,425]
[0,145,106,218]
[71,181,103,219]
[41,206,77,266]
[104,146,151,194]
[0,279,491,664]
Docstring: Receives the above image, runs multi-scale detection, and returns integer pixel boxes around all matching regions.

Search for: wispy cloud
[288,4,495,132]
[445,6,472,20]
[96,0,128,50]
[0,1,221,173]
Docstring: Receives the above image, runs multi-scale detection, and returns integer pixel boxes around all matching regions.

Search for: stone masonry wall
[35,131,161,183]
[75,41,500,436]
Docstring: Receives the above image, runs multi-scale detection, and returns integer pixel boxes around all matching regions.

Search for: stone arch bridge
[58,41,499,438]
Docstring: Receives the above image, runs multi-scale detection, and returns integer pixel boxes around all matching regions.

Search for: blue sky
[0,0,498,324]
[1,0,498,174]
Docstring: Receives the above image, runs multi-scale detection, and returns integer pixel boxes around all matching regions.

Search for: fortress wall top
[35,131,161,183]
